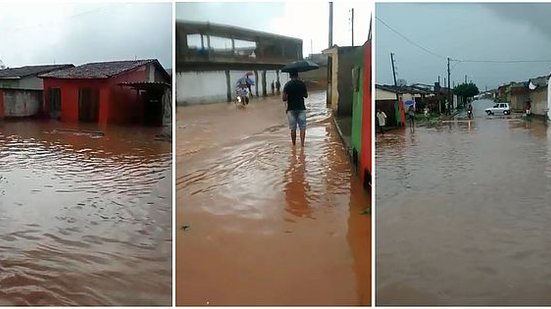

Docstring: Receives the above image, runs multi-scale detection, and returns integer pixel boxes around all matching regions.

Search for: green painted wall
[351,48,364,158]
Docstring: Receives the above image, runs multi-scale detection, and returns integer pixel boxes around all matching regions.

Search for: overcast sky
[0,2,172,69]
[376,3,551,90]
[176,1,372,56]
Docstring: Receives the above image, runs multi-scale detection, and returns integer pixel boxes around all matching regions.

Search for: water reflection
[177,91,370,305]
[284,148,312,219]
[377,100,551,305]
[0,120,171,306]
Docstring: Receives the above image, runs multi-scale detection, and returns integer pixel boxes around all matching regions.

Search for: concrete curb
[332,116,353,160]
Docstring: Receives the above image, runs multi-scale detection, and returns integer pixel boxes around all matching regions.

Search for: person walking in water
[408,105,415,127]
[282,70,308,147]
[376,108,387,134]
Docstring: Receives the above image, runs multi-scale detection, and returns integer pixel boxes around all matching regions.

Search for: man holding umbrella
[282,70,308,147]
[281,60,318,147]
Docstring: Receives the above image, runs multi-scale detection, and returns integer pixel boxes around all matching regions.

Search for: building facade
[40,59,170,125]
[0,64,73,118]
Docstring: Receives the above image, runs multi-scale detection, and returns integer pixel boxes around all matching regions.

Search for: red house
[40,59,170,125]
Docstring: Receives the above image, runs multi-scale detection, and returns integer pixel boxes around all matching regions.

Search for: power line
[455,59,551,64]
[377,16,551,64]
[375,16,447,60]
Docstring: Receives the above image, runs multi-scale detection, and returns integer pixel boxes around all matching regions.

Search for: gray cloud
[0,3,172,69]
[376,3,551,89]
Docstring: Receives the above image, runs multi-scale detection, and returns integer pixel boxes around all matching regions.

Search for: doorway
[48,88,61,119]
[78,88,99,122]
[143,90,163,126]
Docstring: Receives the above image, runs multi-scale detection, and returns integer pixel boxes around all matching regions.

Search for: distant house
[40,59,171,126]
[322,45,362,116]
[509,75,550,116]
[0,64,73,118]
[375,84,405,127]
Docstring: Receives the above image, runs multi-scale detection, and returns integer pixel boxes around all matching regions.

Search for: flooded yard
[176,91,370,305]
[376,99,551,305]
[0,120,172,305]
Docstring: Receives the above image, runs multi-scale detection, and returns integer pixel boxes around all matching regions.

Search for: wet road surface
[376,99,551,305]
[176,91,370,305]
[0,120,172,305]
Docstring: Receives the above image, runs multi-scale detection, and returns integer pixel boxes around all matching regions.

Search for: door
[78,88,100,122]
[143,89,163,126]
[48,88,61,119]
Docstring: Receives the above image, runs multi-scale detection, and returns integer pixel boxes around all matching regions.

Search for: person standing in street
[376,108,387,134]
[408,105,415,127]
[282,70,308,147]
[276,79,281,94]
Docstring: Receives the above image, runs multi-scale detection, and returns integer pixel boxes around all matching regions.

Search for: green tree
[453,82,479,107]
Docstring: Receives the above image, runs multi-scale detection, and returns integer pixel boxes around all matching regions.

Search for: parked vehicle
[485,103,511,115]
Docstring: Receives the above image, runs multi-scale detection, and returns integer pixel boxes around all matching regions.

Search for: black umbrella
[281,60,319,73]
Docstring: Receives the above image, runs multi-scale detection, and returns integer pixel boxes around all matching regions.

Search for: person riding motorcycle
[467,103,473,119]
[235,86,249,105]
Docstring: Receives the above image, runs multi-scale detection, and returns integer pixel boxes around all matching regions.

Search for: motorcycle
[235,94,249,106]
[467,109,473,119]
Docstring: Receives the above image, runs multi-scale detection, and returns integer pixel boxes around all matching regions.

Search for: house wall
[336,49,356,117]
[0,76,43,90]
[0,90,4,118]
[176,69,286,105]
[43,78,109,123]
[360,40,372,188]
[1,89,42,117]
[510,92,530,111]
[376,99,399,127]
[330,53,339,111]
[177,71,227,104]
[376,88,396,100]
[41,64,156,125]
[18,76,43,90]
[528,88,547,115]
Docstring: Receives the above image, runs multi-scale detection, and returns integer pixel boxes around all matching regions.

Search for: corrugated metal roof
[40,59,167,79]
[0,64,73,79]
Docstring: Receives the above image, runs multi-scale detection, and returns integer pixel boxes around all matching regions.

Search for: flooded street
[0,120,172,305]
[176,91,370,305]
[376,99,551,305]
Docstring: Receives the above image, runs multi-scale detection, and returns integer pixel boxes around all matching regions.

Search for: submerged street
[377,99,551,305]
[176,91,370,305]
[0,121,172,305]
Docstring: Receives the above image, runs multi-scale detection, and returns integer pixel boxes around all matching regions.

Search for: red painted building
[40,59,170,125]
[360,40,372,189]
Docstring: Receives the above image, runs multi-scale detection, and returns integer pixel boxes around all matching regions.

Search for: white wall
[3,90,41,117]
[0,76,43,90]
[176,71,227,104]
[376,88,396,100]
[177,69,288,104]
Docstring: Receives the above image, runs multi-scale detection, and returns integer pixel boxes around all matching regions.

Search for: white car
[485,103,511,115]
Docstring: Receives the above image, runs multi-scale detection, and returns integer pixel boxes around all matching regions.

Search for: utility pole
[447,57,451,115]
[329,2,333,48]
[465,74,467,84]
[391,53,401,124]
[351,8,355,46]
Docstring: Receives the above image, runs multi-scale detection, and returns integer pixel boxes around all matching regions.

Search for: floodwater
[0,120,172,306]
[176,91,370,305]
[376,99,551,305]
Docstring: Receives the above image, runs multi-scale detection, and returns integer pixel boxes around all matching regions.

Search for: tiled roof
[0,64,73,79]
[40,59,166,79]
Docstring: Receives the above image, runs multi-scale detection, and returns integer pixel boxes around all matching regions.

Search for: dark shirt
[283,79,307,111]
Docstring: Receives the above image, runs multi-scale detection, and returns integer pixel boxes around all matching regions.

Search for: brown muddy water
[377,99,551,305]
[0,120,172,305]
[176,91,370,305]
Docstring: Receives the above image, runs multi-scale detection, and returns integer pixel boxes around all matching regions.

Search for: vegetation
[454,82,480,103]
